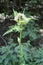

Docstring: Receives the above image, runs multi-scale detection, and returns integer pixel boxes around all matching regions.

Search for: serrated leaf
[3,25,21,36]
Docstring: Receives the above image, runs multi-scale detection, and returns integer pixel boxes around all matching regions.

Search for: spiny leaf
[3,25,20,36]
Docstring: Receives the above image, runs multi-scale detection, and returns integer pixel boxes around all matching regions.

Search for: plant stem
[19,25,23,65]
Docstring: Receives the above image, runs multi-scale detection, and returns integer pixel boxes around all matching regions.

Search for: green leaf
[3,25,21,36]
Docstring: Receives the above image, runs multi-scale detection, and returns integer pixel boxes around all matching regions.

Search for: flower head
[14,13,28,25]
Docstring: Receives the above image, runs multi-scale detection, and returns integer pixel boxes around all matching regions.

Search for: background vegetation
[0,0,43,65]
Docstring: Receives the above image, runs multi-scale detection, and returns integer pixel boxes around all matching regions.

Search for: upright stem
[19,25,23,65]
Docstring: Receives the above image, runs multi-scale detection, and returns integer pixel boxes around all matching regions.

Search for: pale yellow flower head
[14,12,35,25]
[14,13,27,21]
[14,13,28,25]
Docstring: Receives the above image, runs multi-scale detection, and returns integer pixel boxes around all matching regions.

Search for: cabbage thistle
[3,10,36,65]
[14,12,35,65]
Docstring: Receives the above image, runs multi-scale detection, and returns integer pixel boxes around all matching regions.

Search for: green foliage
[0,39,43,65]
[22,21,40,40]
[0,39,18,65]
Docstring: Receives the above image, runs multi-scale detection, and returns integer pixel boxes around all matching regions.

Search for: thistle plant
[3,10,35,65]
